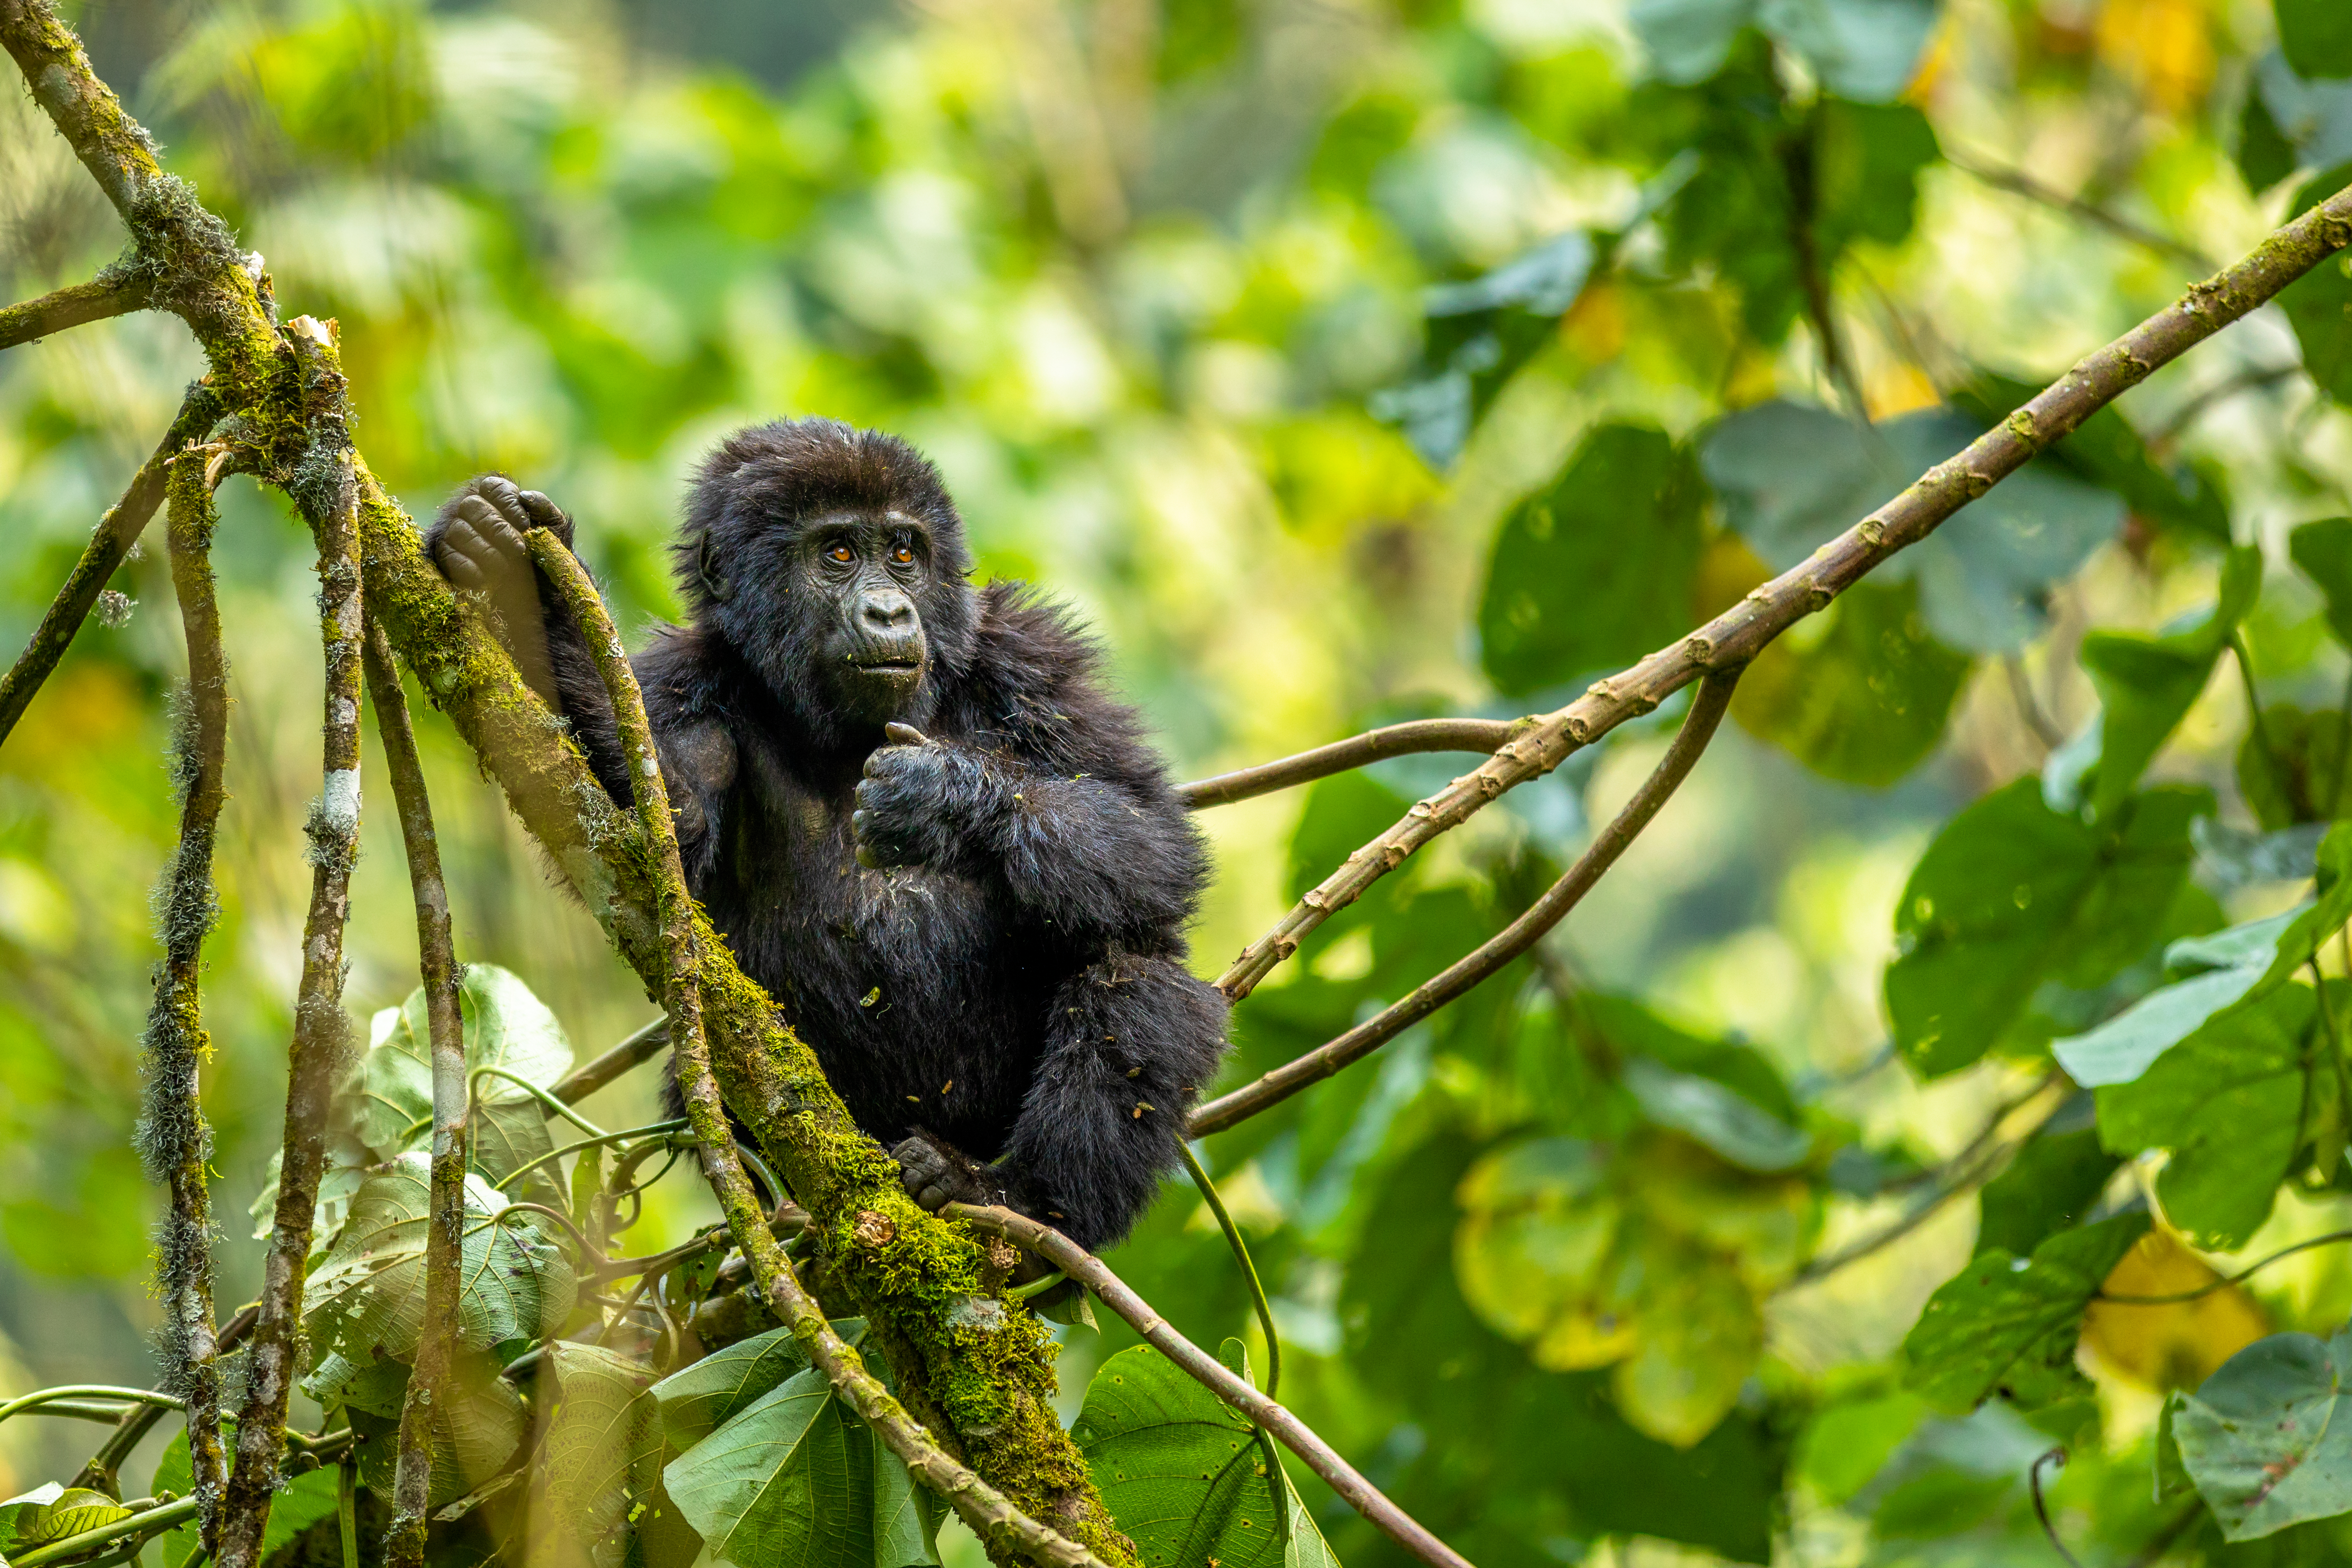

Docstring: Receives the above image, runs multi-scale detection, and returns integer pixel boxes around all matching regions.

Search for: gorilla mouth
[855,657,922,676]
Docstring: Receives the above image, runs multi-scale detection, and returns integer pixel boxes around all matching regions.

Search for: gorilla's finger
[441,553,491,592]
[883,722,930,747]
[517,489,573,542]
[474,474,531,525]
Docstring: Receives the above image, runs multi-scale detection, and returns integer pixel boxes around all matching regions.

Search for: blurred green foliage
[24,0,2352,1565]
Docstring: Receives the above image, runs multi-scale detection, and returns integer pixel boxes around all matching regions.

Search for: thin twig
[0,272,150,348]
[1194,668,1741,1135]
[73,1307,256,1496]
[2030,1448,2085,1568]
[1177,718,1522,809]
[0,384,217,749]
[1210,183,2352,1005]
[548,1017,669,1104]
[363,621,463,1568]
[2004,655,2065,750]
[217,426,364,1568]
[497,1120,689,1194]
[1950,153,2215,270]
[144,449,230,1551]
[525,529,1111,1568]
[1179,1144,1278,1399]
[948,1202,1477,1568]
[7,1496,201,1568]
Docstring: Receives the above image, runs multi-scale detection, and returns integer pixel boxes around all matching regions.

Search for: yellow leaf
[2081,1229,2267,1392]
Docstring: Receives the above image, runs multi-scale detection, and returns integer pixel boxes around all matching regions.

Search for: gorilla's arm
[425,478,736,888]
[854,736,1205,942]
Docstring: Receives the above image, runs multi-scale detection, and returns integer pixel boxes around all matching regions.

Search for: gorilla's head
[677,419,979,746]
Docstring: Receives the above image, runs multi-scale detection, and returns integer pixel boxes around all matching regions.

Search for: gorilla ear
[695,532,733,603]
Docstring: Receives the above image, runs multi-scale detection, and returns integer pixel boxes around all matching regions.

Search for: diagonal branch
[1177,717,1523,809]
[528,530,1108,1568]
[0,384,218,749]
[142,450,230,1550]
[948,1202,1473,1568]
[0,272,150,348]
[362,622,464,1568]
[1212,182,2352,1006]
[1192,666,1741,1136]
[217,363,363,1568]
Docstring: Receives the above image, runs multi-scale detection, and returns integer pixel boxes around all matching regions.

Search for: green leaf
[1952,372,2231,546]
[530,1343,662,1568]
[2076,546,2262,817]
[348,1355,528,1510]
[2280,0,2352,80]
[1477,424,1705,695]
[1887,781,2208,1076]
[302,1153,577,1364]
[2282,175,2352,408]
[2176,1326,2352,1540]
[2239,703,2352,828]
[2056,823,2352,1084]
[302,1346,412,1417]
[2292,518,2352,647]
[1629,0,1938,99]
[650,1319,865,1449]
[1630,0,1756,84]
[1620,1058,1811,1172]
[1731,580,1971,787]
[1,1486,127,1546]
[2094,983,2317,1249]
[1974,1125,2121,1259]
[1902,1213,2151,1415]
[1073,1342,1339,1568]
[1797,1393,1927,1505]
[346,963,574,1179]
[1703,402,2123,653]
[662,1365,939,1568]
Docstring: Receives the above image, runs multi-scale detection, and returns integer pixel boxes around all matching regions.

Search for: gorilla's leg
[898,952,1225,1250]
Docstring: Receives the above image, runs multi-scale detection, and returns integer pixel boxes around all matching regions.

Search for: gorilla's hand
[425,477,575,709]
[853,723,985,871]
[891,1130,997,1212]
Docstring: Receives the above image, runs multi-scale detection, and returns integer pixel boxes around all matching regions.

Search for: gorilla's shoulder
[633,624,738,727]
[953,581,1160,779]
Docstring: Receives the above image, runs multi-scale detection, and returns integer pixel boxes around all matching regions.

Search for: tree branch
[0,383,218,750]
[0,272,150,348]
[550,1017,669,1104]
[217,366,363,1568]
[528,531,1110,1568]
[1177,718,1523,809]
[1194,667,1741,1135]
[73,1307,255,1496]
[141,449,230,1551]
[947,1202,1474,1568]
[362,622,464,1568]
[1213,182,2352,1005]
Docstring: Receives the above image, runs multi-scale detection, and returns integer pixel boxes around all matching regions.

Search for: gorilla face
[678,418,979,749]
[800,509,934,722]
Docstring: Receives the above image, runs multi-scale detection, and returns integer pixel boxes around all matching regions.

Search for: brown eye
[828,544,854,563]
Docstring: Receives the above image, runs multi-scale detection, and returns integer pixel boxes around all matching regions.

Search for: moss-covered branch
[0,384,218,750]
[217,330,364,1568]
[362,622,464,1568]
[0,272,150,348]
[142,451,230,1551]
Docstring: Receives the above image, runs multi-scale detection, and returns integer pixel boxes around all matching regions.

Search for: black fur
[427,419,1226,1249]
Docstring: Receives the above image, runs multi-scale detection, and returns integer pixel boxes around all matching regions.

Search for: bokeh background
[3,0,2349,1564]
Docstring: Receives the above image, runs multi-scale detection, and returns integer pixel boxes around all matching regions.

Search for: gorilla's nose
[861,590,917,634]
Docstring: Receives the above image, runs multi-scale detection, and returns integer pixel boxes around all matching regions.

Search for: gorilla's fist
[426,476,574,709]
[852,724,984,871]
[891,1130,997,1212]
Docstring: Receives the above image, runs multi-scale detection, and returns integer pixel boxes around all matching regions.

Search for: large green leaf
[1731,580,1971,787]
[2176,1327,2352,1540]
[348,964,574,1177]
[662,1365,940,1568]
[530,1343,662,1568]
[1074,1342,1339,1568]
[1702,402,2124,653]
[346,1359,529,1510]
[2280,0,2352,80]
[1477,424,1704,695]
[2291,518,2352,647]
[1886,781,2208,1076]
[1973,1124,2120,1259]
[2094,983,2318,1250]
[2055,823,2352,1085]
[651,1319,865,1449]
[1630,0,1937,99]
[302,1153,577,1363]
[1902,1214,2150,1415]
[2075,546,2262,818]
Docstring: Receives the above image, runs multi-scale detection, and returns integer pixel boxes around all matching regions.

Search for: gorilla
[426,419,1226,1250]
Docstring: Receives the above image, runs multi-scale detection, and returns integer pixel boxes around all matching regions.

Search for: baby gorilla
[427,419,1226,1249]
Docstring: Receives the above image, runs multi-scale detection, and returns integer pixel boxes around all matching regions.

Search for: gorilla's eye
[827,543,855,564]
[891,543,915,565]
